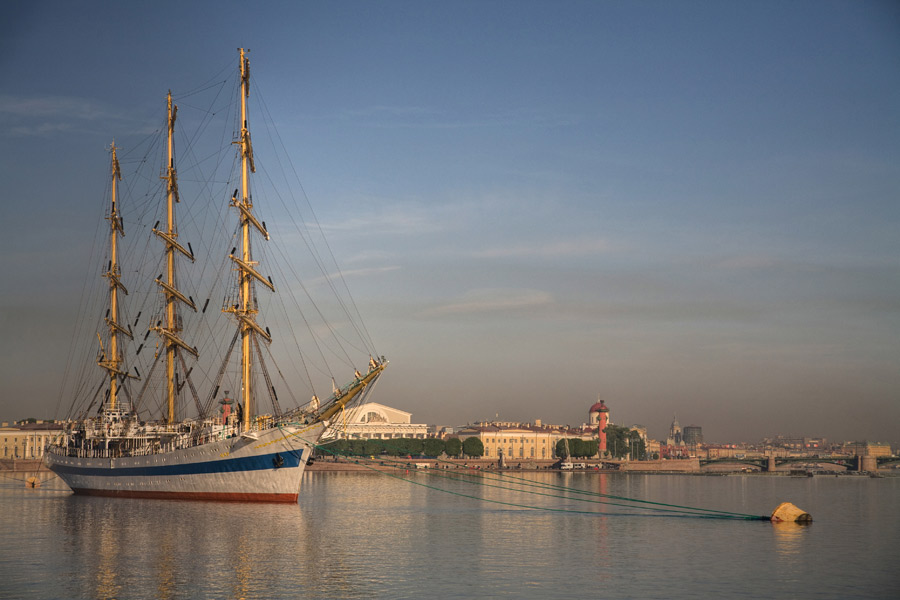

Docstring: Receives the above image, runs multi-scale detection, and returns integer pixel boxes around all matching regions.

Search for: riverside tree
[423,437,445,457]
[603,425,646,460]
[445,437,462,457]
[555,438,600,459]
[462,437,484,458]
[384,438,424,456]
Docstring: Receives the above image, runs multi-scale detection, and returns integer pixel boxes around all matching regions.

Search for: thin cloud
[11,122,75,136]
[473,237,612,259]
[341,250,394,264]
[0,93,132,137]
[0,94,105,119]
[321,211,438,235]
[709,255,780,270]
[340,105,580,130]
[315,201,456,237]
[421,288,553,317]
[307,265,401,287]
[343,105,438,119]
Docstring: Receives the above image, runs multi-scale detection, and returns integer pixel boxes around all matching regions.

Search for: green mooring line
[385,459,756,519]
[311,441,764,519]
[294,434,768,521]
[437,464,767,519]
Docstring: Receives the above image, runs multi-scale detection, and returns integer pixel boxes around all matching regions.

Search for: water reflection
[2,474,897,599]
[52,494,328,599]
[592,474,611,581]
[96,521,120,600]
[772,521,811,557]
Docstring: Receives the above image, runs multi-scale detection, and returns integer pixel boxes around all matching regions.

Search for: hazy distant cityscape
[4,395,893,466]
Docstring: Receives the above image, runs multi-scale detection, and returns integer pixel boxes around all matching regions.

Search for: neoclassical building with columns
[0,421,64,462]
[324,402,430,440]
[454,399,615,460]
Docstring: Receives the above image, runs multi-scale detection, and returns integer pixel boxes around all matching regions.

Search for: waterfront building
[762,435,827,451]
[325,402,429,440]
[667,415,683,446]
[659,443,689,459]
[645,438,660,458]
[702,445,748,459]
[454,421,594,460]
[0,421,64,462]
[683,425,703,446]
[842,441,892,457]
[457,398,614,460]
[629,424,648,442]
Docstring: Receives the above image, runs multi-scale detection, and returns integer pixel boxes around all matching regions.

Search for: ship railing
[50,423,255,459]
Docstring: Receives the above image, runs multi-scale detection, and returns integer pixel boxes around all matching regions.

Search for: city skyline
[1,1,898,444]
[0,408,887,451]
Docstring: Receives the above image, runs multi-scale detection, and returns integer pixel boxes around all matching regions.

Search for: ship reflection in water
[58,494,316,600]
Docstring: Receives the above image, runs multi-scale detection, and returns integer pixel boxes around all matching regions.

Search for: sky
[2,1,899,444]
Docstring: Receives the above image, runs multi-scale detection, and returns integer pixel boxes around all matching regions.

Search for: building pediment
[345,402,413,425]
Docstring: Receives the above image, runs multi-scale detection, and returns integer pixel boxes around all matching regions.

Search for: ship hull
[45,424,323,503]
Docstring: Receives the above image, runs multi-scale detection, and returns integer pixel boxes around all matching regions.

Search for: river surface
[0,471,896,599]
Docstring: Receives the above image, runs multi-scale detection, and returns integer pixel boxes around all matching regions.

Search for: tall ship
[46,49,386,502]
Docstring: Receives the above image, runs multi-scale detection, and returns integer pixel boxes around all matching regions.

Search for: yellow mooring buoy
[770,502,812,523]
[25,476,41,488]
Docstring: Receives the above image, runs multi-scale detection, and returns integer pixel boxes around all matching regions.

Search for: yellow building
[842,442,892,457]
[0,422,65,461]
[455,421,598,460]
[703,445,741,459]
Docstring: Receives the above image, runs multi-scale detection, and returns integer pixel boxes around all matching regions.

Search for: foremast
[152,91,198,423]
[98,144,136,411]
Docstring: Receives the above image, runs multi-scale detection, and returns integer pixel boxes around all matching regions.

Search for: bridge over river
[700,455,893,472]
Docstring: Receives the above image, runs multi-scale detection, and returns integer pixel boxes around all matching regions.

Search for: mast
[98,143,132,410]
[152,91,197,424]
[227,48,273,431]
[221,48,385,432]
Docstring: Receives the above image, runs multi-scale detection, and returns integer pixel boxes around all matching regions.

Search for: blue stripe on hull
[50,449,303,478]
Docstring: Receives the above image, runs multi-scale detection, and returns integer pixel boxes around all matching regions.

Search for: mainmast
[227,48,273,431]
[98,143,133,410]
[152,91,197,423]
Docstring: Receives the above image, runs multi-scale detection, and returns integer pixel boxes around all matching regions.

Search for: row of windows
[484,447,549,458]
[485,437,553,444]
[345,433,428,439]
[1,436,51,458]
[2,446,44,458]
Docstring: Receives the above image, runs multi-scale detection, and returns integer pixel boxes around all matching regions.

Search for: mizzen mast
[152,91,198,423]
[98,143,135,410]
[226,48,274,431]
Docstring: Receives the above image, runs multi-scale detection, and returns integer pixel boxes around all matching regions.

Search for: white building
[325,402,429,440]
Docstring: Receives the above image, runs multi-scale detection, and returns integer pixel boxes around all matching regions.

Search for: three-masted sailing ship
[46,49,386,502]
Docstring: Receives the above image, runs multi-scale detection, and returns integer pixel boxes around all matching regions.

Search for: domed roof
[589,399,609,413]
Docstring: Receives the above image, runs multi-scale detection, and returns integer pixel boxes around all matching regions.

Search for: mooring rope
[436,463,767,519]
[296,436,769,521]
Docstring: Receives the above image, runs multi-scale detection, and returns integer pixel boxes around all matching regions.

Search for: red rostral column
[220,397,233,425]
[590,399,610,454]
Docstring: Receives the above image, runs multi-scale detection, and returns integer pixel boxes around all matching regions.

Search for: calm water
[0,471,897,599]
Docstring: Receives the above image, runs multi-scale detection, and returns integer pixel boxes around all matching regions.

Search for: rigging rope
[252,335,281,416]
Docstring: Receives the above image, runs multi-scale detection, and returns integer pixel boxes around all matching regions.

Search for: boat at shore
[45,49,386,502]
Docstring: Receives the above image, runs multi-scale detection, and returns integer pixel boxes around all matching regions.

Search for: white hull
[46,423,325,503]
